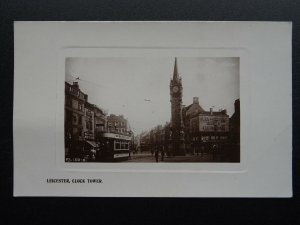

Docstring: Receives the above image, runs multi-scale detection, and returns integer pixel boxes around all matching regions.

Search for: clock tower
[170,58,185,156]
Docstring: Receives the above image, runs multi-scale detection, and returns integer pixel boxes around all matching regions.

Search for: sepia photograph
[65,57,240,163]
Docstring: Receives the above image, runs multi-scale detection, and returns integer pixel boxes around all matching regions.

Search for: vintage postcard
[14,22,292,197]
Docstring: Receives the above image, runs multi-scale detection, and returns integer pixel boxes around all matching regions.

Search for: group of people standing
[194,144,219,159]
[151,147,165,162]
[150,143,220,162]
[154,149,165,162]
[194,145,205,157]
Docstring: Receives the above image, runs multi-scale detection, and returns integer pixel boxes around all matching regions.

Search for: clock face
[172,86,179,93]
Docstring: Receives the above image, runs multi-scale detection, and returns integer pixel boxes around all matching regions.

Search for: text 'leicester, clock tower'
[170,58,185,156]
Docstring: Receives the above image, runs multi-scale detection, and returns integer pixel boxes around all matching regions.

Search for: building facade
[65,82,86,157]
[187,107,229,153]
[140,131,151,152]
[229,99,240,143]
[107,114,130,134]
[83,101,95,141]
[94,105,107,139]
[65,81,136,161]
[228,99,240,161]
[181,96,230,153]
[65,81,108,160]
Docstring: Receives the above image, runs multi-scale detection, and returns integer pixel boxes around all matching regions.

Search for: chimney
[73,82,79,89]
[193,97,199,104]
[210,108,213,115]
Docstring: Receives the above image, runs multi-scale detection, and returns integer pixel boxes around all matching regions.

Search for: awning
[86,140,97,147]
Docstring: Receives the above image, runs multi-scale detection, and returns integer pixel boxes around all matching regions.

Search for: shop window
[115,142,120,150]
[78,128,83,137]
[121,143,125,149]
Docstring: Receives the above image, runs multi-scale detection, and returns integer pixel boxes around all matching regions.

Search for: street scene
[65,57,240,163]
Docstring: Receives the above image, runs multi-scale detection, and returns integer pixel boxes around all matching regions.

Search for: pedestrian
[212,144,217,160]
[155,149,159,162]
[201,145,205,157]
[161,149,164,161]
[196,145,199,156]
[89,148,96,162]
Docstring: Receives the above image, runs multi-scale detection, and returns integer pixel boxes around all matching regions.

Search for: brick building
[83,101,95,141]
[65,81,87,157]
[182,97,229,153]
[94,105,107,138]
[107,114,130,134]
[228,99,240,161]
[65,81,108,160]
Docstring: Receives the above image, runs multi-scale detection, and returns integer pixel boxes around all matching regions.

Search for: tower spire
[173,57,179,80]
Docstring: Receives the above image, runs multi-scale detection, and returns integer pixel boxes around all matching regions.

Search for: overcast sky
[66,57,239,134]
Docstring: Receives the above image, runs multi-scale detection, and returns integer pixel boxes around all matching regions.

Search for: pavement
[123,152,223,163]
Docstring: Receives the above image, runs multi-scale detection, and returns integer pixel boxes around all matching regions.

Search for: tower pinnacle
[173,57,179,80]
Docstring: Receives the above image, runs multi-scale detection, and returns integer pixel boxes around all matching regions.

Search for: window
[73,115,77,123]
[121,143,125,149]
[72,99,78,109]
[78,128,83,137]
[115,122,118,126]
[78,116,82,125]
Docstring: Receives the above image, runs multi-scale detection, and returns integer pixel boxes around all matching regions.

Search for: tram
[97,132,132,161]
